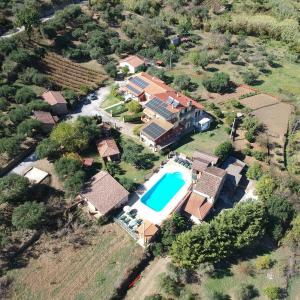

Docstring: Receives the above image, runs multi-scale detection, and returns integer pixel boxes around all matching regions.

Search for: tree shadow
[251,79,264,86]
[206,67,219,72]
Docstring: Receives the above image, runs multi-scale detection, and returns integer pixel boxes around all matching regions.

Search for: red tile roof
[42,91,67,106]
[97,138,120,158]
[155,91,204,110]
[81,171,129,215]
[183,192,212,220]
[83,158,94,167]
[33,111,56,125]
[137,220,159,243]
[120,55,145,68]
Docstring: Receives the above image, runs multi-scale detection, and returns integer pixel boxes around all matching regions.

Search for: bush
[0,97,9,110]
[111,105,128,117]
[214,141,233,162]
[63,89,79,108]
[255,255,272,270]
[263,286,281,300]
[234,284,258,300]
[118,177,137,192]
[12,201,46,230]
[203,72,231,93]
[174,75,191,91]
[104,62,117,78]
[246,162,263,180]
[245,130,255,143]
[123,113,142,123]
[0,136,22,158]
[144,294,166,300]
[15,87,36,104]
[252,150,267,161]
[126,101,142,113]
[36,138,60,159]
[17,119,42,137]
[54,156,83,181]
[0,174,30,204]
[133,124,142,136]
[27,100,51,112]
[9,107,29,124]
[242,70,259,85]
[158,274,181,297]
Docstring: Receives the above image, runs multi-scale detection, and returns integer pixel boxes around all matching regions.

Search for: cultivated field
[8,223,144,300]
[42,52,108,93]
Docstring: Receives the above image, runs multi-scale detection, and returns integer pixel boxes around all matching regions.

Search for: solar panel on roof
[129,77,149,89]
[145,98,174,120]
[127,84,142,95]
[142,122,166,140]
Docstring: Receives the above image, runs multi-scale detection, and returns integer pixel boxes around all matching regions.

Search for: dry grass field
[8,223,144,300]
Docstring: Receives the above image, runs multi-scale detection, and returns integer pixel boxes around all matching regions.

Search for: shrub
[111,105,128,117]
[252,150,267,161]
[118,177,137,192]
[104,62,117,78]
[0,136,22,158]
[12,201,46,230]
[234,284,258,300]
[0,97,9,110]
[246,162,263,180]
[263,286,281,300]
[255,255,272,270]
[144,294,166,300]
[36,138,60,159]
[203,72,231,93]
[27,100,51,112]
[133,124,142,136]
[9,107,29,124]
[158,273,181,297]
[243,70,259,85]
[174,75,192,91]
[15,87,36,104]
[214,141,233,162]
[17,119,42,137]
[0,174,30,204]
[123,113,142,123]
[126,101,142,113]
[245,130,255,143]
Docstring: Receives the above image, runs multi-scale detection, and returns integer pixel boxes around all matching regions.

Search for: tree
[174,75,191,91]
[158,273,181,297]
[242,71,259,85]
[170,201,266,269]
[256,174,277,201]
[9,107,29,124]
[282,215,300,251]
[106,161,122,176]
[63,89,79,108]
[36,138,59,159]
[54,156,83,181]
[178,16,192,35]
[63,170,86,196]
[104,62,118,78]
[203,72,231,93]
[15,0,40,39]
[50,121,90,152]
[15,87,36,104]
[214,141,233,162]
[12,201,46,230]
[191,51,209,69]
[0,136,22,158]
[17,118,41,137]
[160,213,191,250]
[118,177,137,192]
[0,98,9,111]
[265,196,294,241]
[126,101,142,113]
[246,162,263,180]
[144,294,166,300]
[0,174,30,204]
[263,286,281,300]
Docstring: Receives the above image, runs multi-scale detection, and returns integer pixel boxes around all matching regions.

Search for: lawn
[175,125,229,158]
[288,275,300,300]
[101,94,122,109]
[8,223,144,300]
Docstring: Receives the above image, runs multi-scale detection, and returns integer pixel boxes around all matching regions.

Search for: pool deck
[131,160,192,225]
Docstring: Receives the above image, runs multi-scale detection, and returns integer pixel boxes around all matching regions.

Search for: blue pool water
[141,172,185,212]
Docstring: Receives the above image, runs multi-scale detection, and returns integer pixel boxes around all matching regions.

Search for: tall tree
[15,0,40,40]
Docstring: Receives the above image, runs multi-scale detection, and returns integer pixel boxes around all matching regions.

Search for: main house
[122,72,212,151]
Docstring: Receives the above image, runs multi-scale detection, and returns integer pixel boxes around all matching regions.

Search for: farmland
[42,53,108,94]
[8,223,144,300]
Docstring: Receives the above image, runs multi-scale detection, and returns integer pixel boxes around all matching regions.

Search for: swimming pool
[141,172,185,212]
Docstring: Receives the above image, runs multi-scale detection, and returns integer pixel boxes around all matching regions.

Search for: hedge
[123,112,143,123]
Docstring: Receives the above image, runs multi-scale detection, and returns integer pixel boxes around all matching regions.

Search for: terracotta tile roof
[83,158,94,167]
[137,220,159,243]
[192,159,210,172]
[193,150,219,165]
[81,171,129,215]
[183,192,212,220]
[155,91,204,110]
[194,167,226,199]
[33,111,56,125]
[120,55,145,68]
[129,72,174,96]
[42,91,67,105]
[97,138,120,158]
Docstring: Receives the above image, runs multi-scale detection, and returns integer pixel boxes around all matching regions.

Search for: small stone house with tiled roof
[183,166,226,224]
[42,91,68,116]
[33,110,58,133]
[97,138,120,162]
[119,55,146,73]
[79,171,129,218]
[192,150,219,177]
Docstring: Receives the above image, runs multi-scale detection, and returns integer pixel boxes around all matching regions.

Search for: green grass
[175,125,229,158]
[101,94,122,109]
[288,275,300,300]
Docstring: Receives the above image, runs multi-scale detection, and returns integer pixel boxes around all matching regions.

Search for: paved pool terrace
[130,160,192,225]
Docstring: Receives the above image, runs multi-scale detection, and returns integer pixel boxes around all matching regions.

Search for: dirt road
[125,257,170,300]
